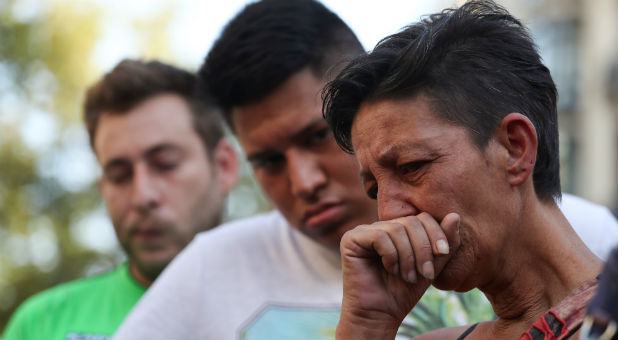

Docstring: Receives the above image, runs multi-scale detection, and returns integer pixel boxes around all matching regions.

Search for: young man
[114,1,377,339]
[322,1,607,338]
[115,0,616,339]
[2,59,238,340]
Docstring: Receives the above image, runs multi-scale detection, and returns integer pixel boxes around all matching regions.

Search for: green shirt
[3,263,146,340]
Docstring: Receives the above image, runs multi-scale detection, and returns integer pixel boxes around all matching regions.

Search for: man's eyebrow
[102,144,182,172]
[246,118,327,162]
[144,144,180,158]
[291,118,327,141]
[103,158,130,173]
[247,149,279,163]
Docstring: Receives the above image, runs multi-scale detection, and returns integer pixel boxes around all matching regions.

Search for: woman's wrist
[336,309,401,340]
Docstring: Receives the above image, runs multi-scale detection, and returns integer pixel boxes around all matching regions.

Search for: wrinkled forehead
[350,96,470,162]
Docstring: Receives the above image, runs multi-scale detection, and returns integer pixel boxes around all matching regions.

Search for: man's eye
[152,159,179,172]
[252,155,285,173]
[105,168,132,184]
[150,150,182,172]
[366,185,378,200]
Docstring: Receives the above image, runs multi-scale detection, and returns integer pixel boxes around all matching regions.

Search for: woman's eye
[400,160,431,174]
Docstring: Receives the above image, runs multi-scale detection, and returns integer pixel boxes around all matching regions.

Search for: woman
[322,1,603,339]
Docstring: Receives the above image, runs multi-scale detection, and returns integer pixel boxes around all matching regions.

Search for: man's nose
[377,183,418,221]
[287,151,327,200]
[130,165,160,213]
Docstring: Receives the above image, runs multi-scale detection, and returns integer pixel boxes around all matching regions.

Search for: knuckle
[399,215,418,225]
[341,230,354,243]
[374,229,391,243]
[417,212,431,220]
[356,224,372,230]
[385,222,406,235]
[421,240,433,252]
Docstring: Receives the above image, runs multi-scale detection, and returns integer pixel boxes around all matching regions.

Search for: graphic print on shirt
[240,304,340,339]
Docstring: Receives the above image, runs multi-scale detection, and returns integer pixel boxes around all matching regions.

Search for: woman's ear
[495,113,538,187]
[212,139,239,195]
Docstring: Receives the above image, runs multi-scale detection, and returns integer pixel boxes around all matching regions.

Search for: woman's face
[351,94,518,291]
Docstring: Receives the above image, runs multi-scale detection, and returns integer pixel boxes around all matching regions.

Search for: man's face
[95,94,228,281]
[351,95,514,290]
[232,68,378,248]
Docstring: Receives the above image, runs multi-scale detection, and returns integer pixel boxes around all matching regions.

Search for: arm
[336,212,461,340]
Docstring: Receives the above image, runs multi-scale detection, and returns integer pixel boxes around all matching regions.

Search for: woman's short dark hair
[323,0,560,202]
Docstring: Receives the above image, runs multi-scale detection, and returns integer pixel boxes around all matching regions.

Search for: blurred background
[0,0,616,332]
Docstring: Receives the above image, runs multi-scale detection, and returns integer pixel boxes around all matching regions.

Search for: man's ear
[496,113,538,187]
[212,139,238,195]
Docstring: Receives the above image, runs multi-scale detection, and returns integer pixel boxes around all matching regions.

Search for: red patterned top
[520,278,599,340]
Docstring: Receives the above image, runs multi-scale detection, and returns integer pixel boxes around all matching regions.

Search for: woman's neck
[477,201,602,337]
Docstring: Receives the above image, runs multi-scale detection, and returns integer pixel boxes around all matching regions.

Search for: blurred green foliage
[0,0,109,331]
[399,288,496,338]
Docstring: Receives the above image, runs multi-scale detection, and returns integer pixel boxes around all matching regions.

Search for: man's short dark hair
[199,0,364,128]
[323,0,560,202]
[84,59,225,154]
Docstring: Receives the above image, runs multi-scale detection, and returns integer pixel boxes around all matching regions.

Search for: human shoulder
[193,210,287,246]
[15,266,123,310]
[3,266,128,339]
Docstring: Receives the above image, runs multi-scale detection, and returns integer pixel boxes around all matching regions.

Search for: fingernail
[422,261,434,280]
[436,239,449,254]
[407,270,417,283]
[392,263,399,276]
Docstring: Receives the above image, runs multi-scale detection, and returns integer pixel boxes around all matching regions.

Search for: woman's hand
[336,212,461,340]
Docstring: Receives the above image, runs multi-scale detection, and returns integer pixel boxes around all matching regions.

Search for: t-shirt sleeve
[113,236,205,340]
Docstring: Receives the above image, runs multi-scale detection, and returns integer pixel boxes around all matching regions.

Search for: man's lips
[135,229,163,239]
[130,222,166,241]
[303,202,344,229]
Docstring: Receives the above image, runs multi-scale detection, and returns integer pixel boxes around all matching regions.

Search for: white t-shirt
[559,193,618,260]
[114,194,618,339]
[114,211,343,339]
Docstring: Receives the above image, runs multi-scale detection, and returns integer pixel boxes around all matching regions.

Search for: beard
[116,208,223,282]
[118,216,185,282]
